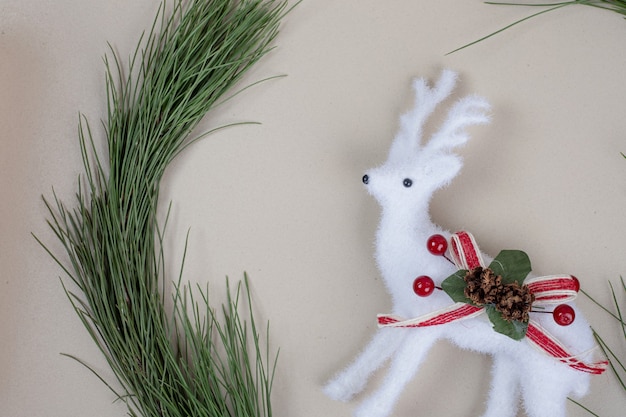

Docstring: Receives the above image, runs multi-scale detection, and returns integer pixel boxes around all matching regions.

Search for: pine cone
[496,282,535,323]
[463,267,503,305]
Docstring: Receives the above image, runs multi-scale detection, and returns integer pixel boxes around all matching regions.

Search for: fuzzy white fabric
[324,70,597,417]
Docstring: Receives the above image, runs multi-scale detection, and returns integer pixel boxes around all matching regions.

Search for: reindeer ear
[424,153,463,190]
[387,70,459,165]
[423,95,491,155]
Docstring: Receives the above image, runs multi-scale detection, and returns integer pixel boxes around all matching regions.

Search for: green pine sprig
[582,277,626,392]
[448,1,626,54]
[34,1,293,416]
[565,278,626,415]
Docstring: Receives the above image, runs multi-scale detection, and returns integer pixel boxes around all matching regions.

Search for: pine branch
[35,1,293,416]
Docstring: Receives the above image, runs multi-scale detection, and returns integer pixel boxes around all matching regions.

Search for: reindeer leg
[324,327,406,401]
[520,363,574,417]
[353,329,438,417]
[481,355,520,417]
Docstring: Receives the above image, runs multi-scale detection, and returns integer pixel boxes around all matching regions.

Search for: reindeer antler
[404,69,458,137]
[388,70,458,162]
[423,94,491,154]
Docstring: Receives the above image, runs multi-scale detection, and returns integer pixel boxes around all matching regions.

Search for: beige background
[2,1,626,416]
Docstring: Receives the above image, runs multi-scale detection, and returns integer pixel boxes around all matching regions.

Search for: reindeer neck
[376,203,438,265]
[374,203,448,314]
[379,199,435,234]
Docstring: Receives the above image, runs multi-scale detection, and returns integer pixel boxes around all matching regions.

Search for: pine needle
[573,278,626,415]
[34,1,294,416]
[448,1,626,54]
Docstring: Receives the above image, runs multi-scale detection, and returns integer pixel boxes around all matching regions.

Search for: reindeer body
[324,70,596,417]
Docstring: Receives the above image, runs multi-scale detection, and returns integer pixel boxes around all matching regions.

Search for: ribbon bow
[377,231,608,374]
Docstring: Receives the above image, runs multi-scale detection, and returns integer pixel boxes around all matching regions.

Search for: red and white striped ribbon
[525,275,578,304]
[450,231,484,270]
[377,303,483,327]
[526,322,606,374]
[377,231,607,374]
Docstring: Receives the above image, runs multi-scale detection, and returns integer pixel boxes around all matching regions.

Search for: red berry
[413,275,435,297]
[427,234,448,256]
[553,304,576,326]
[570,275,580,292]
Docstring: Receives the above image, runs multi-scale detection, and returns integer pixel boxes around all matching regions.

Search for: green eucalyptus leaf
[441,270,471,304]
[488,250,531,285]
[485,305,528,341]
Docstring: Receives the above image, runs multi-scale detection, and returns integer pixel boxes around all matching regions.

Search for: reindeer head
[362,70,490,214]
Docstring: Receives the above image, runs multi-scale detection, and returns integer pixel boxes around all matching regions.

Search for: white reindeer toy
[324,69,607,417]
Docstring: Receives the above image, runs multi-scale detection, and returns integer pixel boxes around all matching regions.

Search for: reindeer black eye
[362,174,369,184]
[403,178,413,188]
